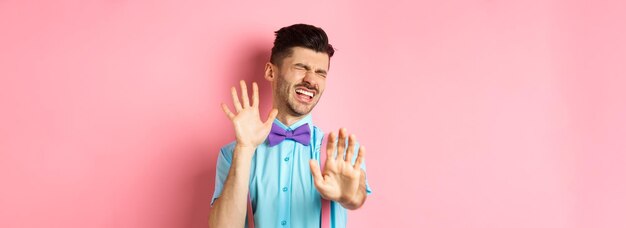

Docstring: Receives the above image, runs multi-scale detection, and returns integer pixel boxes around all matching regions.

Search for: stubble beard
[276,75,319,117]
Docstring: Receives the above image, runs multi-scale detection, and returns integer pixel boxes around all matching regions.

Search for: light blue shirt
[211,115,372,228]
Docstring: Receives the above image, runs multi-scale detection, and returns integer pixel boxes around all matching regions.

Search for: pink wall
[1,0,625,227]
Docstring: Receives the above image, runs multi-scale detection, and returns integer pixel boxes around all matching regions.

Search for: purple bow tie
[267,123,311,147]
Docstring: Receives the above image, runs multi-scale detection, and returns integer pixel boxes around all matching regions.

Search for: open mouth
[295,87,315,103]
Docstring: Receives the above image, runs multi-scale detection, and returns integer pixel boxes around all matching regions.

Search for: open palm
[221,80,277,149]
[309,128,365,203]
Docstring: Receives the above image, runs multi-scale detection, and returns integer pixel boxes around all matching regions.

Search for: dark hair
[270,24,335,66]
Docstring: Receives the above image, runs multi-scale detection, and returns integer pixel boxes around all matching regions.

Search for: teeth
[296,89,314,97]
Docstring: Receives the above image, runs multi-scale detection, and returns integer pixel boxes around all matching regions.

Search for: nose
[302,71,318,88]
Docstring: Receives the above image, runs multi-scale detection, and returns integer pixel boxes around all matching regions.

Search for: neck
[276,112,307,127]
[271,95,310,126]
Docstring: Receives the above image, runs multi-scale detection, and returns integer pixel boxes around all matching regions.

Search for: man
[209,24,372,228]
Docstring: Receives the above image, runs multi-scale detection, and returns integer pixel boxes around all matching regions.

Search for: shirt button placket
[279,140,295,228]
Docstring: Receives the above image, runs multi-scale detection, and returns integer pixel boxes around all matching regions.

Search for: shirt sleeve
[211,143,235,206]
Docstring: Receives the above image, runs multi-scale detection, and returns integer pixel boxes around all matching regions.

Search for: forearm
[209,145,255,228]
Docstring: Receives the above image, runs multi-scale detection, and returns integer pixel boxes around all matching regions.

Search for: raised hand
[221,80,278,150]
[309,128,366,208]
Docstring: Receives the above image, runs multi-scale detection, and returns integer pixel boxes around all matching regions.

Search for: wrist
[236,144,256,151]
[234,144,256,159]
[236,140,260,150]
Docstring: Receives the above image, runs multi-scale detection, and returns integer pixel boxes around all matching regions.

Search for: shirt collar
[273,114,313,131]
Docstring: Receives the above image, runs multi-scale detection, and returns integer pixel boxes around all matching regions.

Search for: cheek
[280,79,293,94]
[315,86,325,98]
[282,72,299,85]
[318,80,326,91]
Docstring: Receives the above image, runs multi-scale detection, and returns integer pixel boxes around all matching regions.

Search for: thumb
[309,160,324,188]
[264,109,278,127]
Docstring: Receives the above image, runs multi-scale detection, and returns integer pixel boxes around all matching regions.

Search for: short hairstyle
[270,24,335,66]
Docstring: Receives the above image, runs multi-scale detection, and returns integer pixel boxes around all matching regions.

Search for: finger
[345,134,356,163]
[264,109,278,127]
[220,103,235,120]
[252,82,259,108]
[240,80,250,108]
[336,128,347,161]
[309,160,325,187]
[325,132,336,161]
[353,145,366,169]
[230,86,242,112]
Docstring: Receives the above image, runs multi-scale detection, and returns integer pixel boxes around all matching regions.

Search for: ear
[264,62,276,81]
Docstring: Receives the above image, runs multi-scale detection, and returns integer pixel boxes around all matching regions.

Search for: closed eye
[294,63,310,71]
[315,69,327,77]
[294,63,327,77]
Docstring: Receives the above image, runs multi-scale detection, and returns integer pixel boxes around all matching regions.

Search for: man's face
[270,47,330,117]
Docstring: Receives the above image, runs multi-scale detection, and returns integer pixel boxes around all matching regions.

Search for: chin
[288,103,314,116]
[291,108,312,116]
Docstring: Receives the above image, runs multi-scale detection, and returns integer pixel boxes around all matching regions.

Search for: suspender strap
[245,171,331,228]
[320,144,331,228]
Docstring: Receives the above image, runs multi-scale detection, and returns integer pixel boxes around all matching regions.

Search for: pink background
[1,0,625,227]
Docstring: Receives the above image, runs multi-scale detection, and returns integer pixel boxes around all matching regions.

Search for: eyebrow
[294,63,327,75]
